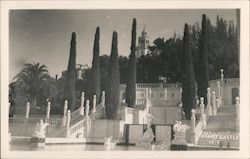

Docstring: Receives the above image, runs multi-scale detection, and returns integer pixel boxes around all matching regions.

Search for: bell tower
[136,26,150,58]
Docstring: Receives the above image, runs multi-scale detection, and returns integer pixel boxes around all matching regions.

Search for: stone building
[136,26,150,58]
[61,64,89,80]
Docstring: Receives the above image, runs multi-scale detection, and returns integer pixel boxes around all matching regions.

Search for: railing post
[92,95,97,113]
[220,69,224,105]
[217,81,222,106]
[207,87,212,116]
[235,96,239,131]
[25,102,30,118]
[149,89,152,99]
[46,101,51,119]
[220,69,224,80]
[191,109,196,145]
[200,97,206,129]
[101,91,105,107]
[79,92,85,115]
[61,100,68,127]
[66,110,71,137]
[212,91,217,116]
[86,100,90,119]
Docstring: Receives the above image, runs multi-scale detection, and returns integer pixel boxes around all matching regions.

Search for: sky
[9,9,237,80]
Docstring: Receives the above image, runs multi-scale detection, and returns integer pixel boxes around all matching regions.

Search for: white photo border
[1,0,249,158]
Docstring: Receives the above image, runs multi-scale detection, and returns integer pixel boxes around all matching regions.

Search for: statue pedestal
[30,137,45,148]
[171,121,189,151]
[170,144,187,150]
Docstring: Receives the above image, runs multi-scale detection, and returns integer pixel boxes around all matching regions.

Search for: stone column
[149,88,152,99]
[200,97,206,129]
[216,98,220,109]
[220,69,224,80]
[25,102,30,118]
[66,110,71,137]
[85,100,90,137]
[79,92,85,115]
[235,96,239,131]
[145,88,149,114]
[217,81,222,106]
[101,91,105,107]
[92,95,97,114]
[220,69,224,105]
[191,109,196,145]
[212,91,217,116]
[207,87,212,116]
[46,101,51,119]
[164,88,167,100]
[61,100,68,127]
[86,100,90,119]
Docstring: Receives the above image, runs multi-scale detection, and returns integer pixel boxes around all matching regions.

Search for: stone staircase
[197,106,239,148]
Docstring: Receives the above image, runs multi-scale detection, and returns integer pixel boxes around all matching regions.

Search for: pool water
[10,140,166,151]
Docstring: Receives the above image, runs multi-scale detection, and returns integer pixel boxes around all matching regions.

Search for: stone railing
[136,99,147,106]
[9,117,26,124]
[136,83,180,89]
[190,84,224,145]
[66,91,106,137]
[9,117,62,126]
[68,118,86,137]
[47,118,62,126]
[70,108,81,121]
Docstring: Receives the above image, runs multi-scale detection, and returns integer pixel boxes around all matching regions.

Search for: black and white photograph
[1,0,249,159]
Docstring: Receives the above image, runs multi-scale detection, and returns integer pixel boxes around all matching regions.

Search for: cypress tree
[91,27,101,103]
[63,32,77,112]
[197,14,209,105]
[182,24,196,119]
[125,18,137,108]
[106,31,120,119]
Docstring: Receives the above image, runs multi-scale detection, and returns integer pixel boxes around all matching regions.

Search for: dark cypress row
[125,18,137,108]
[91,27,101,103]
[63,32,77,112]
[106,31,120,119]
[182,24,197,119]
[197,14,209,106]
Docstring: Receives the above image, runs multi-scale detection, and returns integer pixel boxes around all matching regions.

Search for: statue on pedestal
[32,119,49,138]
[30,119,49,148]
[136,114,155,149]
[171,121,190,145]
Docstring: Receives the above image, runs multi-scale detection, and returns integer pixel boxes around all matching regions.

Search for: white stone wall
[209,78,239,106]
[150,106,182,125]
[119,83,181,107]
[87,119,125,142]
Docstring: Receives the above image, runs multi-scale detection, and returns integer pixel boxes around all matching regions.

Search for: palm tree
[13,63,56,108]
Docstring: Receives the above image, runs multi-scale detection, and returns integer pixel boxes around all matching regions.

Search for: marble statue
[32,119,49,138]
[104,136,118,147]
[171,121,190,145]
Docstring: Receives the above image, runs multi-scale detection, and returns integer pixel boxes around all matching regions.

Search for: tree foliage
[181,24,197,119]
[63,32,77,112]
[90,27,101,103]
[196,14,209,105]
[138,15,238,84]
[106,31,120,119]
[125,18,137,108]
[11,63,57,114]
